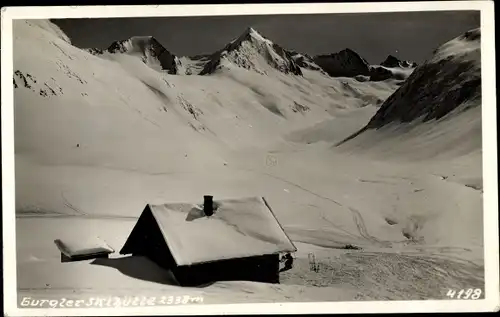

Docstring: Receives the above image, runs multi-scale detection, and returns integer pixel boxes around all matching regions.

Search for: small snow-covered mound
[87,36,180,74]
[200,27,303,76]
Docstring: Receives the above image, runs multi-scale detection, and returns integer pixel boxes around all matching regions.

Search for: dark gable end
[120,205,177,269]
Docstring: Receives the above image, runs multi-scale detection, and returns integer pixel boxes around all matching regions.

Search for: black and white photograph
[2,2,498,315]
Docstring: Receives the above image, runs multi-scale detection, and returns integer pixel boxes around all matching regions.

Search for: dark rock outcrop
[381,55,417,68]
[369,66,395,81]
[380,55,401,68]
[85,48,104,55]
[313,48,371,78]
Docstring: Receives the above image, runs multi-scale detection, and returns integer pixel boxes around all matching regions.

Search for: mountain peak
[380,54,417,68]
[92,36,179,74]
[232,26,271,47]
[380,55,401,68]
[340,48,358,55]
[245,27,266,40]
[199,26,302,76]
[245,26,258,35]
[338,48,369,63]
[106,36,163,54]
[313,48,371,77]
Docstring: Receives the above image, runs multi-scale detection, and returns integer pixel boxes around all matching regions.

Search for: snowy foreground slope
[14,20,484,304]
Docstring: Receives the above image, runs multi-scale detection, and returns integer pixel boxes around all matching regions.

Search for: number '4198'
[446,288,482,300]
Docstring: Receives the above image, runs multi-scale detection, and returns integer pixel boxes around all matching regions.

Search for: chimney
[203,195,214,216]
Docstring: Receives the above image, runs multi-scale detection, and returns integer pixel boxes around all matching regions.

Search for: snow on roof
[54,237,115,258]
[148,196,297,266]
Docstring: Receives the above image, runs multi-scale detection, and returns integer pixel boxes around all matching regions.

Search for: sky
[52,10,480,65]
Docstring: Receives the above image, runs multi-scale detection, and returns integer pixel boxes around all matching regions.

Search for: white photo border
[2,1,498,315]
